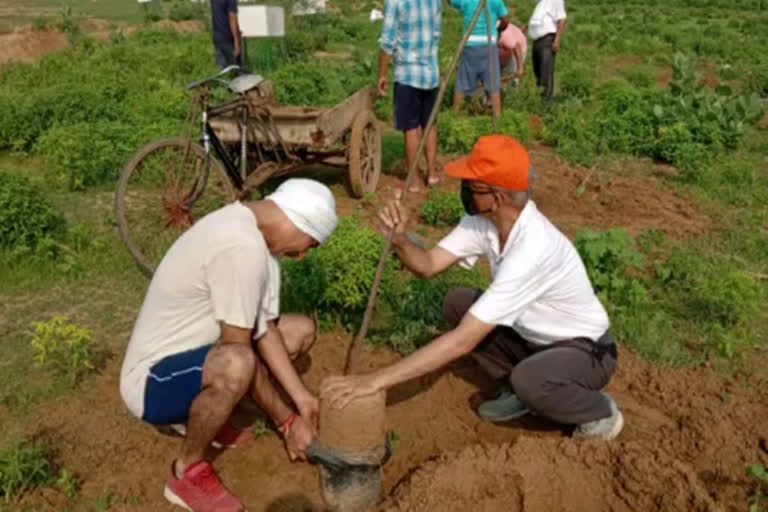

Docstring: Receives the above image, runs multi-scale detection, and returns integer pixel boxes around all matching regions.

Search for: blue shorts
[394,82,439,132]
[457,45,501,95]
[142,344,213,425]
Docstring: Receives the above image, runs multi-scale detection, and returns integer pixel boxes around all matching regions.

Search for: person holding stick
[323,136,624,442]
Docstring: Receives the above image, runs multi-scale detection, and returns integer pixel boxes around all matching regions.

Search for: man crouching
[120,179,338,512]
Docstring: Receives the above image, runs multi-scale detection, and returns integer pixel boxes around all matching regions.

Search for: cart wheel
[348,110,382,198]
[115,137,236,276]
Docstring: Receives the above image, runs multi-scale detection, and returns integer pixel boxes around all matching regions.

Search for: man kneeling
[120,179,338,512]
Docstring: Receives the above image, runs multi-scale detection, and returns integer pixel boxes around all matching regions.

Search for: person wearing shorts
[120,179,338,512]
[452,0,509,117]
[378,0,442,191]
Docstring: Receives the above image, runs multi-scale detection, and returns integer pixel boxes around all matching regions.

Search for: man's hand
[553,39,561,53]
[284,415,315,461]
[515,67,525,79]
[234,41,242,58]
[378,76,388,97]
[295,393,319,429]
[321,374,381,410]
[377,199,409,240]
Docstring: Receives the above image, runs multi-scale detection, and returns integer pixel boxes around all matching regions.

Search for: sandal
[427,173,444,187]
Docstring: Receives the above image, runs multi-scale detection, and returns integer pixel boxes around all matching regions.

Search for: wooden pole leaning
[344,0,490,374]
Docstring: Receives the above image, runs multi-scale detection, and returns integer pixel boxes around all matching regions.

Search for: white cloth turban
[265,178,338,244]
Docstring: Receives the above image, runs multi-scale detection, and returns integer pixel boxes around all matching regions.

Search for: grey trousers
[444,288,617,425]
[532,34,556,102]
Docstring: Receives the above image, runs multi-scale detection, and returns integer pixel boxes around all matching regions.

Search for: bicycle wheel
[115,137,236,276]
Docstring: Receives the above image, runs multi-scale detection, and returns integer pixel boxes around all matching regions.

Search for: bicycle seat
[229,74,264,94]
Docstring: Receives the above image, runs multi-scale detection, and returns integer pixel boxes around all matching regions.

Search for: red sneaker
[170,422,254,449]
[164,461,244,512]
[212,422,254,449]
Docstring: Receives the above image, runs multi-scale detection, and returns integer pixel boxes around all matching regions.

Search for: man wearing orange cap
[323,136,623,441]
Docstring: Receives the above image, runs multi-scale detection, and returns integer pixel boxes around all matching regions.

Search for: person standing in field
[323,136,624,443]
[526,0,567,102]
[120,179,338,512]
[211,0,242,70]
[452,0,510,117]
[378,0,443,193]
[498,22,527,87]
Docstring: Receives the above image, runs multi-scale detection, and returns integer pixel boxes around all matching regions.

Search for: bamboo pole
[345,0,492,374]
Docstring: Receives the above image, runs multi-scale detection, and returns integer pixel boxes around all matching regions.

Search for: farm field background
[0,0,767,511]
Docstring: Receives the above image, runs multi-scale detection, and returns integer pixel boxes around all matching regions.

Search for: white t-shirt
[528,0,566,40]
[438,201,609,345]
[120,202,281,419]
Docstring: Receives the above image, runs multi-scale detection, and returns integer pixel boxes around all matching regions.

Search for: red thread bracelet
[278,413,298,435]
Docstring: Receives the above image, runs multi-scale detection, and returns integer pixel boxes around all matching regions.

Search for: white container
[238,5,285,37]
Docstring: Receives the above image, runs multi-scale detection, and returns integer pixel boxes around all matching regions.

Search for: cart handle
[185,65,241,91]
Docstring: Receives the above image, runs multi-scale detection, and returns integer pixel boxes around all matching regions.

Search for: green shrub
[281,217,397,328]
[560,66,594,99]
[0,440,56,502]
[0,172,64,249]
[748,464,768,512]
[543,99,599,166]
[36,120,174,190]
[439,110,531,154]
[381,267,490,353]
[167,0,206,22]
[31,316,94,387]
[421,191,464,227]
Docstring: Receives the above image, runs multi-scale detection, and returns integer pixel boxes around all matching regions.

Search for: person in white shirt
[120,179,338,512]
[525,0,567,102]
[322,136,623,441]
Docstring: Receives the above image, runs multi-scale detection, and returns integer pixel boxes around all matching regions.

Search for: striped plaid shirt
[379,0,442,90]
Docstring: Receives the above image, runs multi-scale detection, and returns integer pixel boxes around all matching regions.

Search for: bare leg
[489,91,502,118]
[454,91,465,114]
[425,125,439,184]
[178,344,255,475]
[404,127,424,189]
[276,313,317,360]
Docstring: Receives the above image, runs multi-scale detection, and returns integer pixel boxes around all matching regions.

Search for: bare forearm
[251,357,294,425]
[392,235,436,278]
[378,49,391,79]
[555,19,567,43]
[371,330,473,391]
[257,330,311,405]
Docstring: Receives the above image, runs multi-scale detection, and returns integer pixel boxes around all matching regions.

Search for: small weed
[30,316,94,387]
[252,419,270,439]
[420,191,464,227]
[387,430,401,450]
[748,464,768,512]
[0,440,57,502]
[56,468,79,499]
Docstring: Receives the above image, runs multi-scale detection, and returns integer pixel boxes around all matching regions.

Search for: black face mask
[460,180,495,216]
[460,180,478,215]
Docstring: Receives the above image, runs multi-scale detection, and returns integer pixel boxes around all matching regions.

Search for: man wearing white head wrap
[120,178,337,512]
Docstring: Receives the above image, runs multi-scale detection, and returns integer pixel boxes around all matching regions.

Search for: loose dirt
[0,20,203,65]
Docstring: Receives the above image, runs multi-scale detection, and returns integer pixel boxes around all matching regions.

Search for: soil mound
[384,438,719,512]
[383,348,768,512]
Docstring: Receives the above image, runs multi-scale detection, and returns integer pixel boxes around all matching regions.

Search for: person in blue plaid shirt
[378,0,443,192]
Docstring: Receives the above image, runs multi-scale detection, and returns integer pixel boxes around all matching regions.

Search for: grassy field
[0,0,767,506]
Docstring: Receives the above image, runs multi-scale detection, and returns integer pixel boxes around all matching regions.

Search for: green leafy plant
[0,172,65,249]
[281,217,397,329]
[748,464,768,512]
[0,440,57,502]
[30,316,94,387]
[421,191,464,227]
[55,469,79,499]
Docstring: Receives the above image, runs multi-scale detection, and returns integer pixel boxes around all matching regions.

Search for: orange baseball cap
[444,135,531,191]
